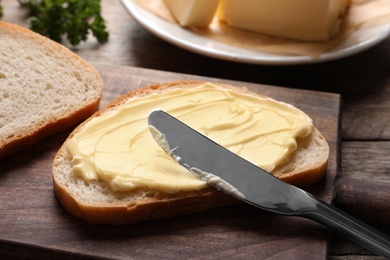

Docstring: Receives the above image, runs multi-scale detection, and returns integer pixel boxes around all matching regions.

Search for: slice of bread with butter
[0,21,103,159]
[163,0,350,41]
[52,81,329,224]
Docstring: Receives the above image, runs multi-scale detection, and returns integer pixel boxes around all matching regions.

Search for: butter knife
[148,110,390,258]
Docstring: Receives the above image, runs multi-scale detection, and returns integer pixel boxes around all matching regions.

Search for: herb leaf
[19,0,109,46]
[0,1,3,17]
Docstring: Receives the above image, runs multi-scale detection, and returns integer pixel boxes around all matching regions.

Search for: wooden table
[1,0,389,259]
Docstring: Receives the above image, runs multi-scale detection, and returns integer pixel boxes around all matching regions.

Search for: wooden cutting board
[0,64,340,259]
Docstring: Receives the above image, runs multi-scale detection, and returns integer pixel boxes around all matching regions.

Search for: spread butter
[66,83,313,193]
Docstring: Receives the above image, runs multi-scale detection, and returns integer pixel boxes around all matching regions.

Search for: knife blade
[148,110,390,258]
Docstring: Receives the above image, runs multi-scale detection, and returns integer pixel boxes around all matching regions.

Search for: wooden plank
[335,177,390,227]
[0,65,340,259]
[341,141,390,182]
[334,141,390,227]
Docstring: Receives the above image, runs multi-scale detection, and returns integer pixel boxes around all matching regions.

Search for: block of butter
[163,0,219,27]
[217,0,350,41]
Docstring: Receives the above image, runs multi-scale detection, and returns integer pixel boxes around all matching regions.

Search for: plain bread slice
[0,21,103,158]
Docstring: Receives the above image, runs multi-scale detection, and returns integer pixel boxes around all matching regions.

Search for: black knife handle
[303,199,390,258]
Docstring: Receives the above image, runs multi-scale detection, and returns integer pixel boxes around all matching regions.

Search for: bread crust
[0,21,103,158]
[52,81,329,224]
[0,100,101,158]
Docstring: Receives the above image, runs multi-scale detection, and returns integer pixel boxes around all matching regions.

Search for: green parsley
[0,1,3,17]
[18,0,109,46]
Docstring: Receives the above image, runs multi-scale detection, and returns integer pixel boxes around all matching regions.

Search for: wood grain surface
[1,0,390,259]
[0,64,340,259]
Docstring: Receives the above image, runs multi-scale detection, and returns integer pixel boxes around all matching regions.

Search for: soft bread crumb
[0,21,103,158]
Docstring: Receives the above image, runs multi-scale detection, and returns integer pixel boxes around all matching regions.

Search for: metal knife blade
[147,110,390,258]
[148,110,314,214]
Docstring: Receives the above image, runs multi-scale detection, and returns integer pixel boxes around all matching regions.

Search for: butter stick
[217,0,350,41]
[163,0,219,27]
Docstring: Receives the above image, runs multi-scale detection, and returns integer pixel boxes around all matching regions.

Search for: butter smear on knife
[149,124,246,201]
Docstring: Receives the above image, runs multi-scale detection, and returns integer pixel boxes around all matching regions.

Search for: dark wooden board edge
[0,63,341,259]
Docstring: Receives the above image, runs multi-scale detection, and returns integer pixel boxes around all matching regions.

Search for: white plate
[121,0,390,65]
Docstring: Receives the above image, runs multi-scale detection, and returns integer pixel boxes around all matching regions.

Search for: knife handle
[303,199,390,258]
